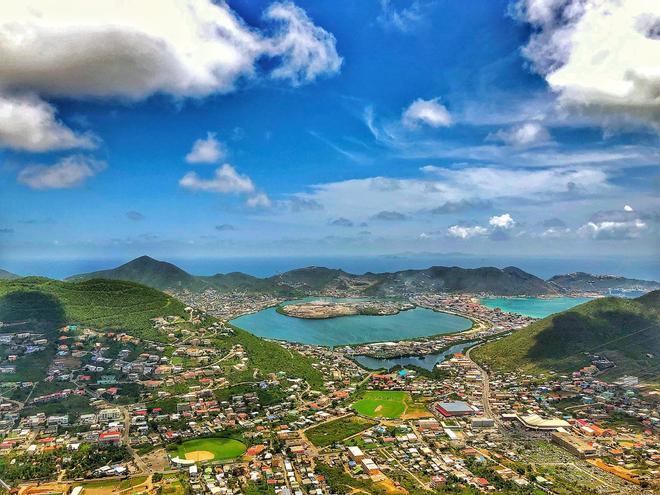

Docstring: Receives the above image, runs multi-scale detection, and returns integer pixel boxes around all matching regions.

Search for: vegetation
[305,416,375,447]
[0,277,188,341]
[224,326,325,390]
[473,291,660,381]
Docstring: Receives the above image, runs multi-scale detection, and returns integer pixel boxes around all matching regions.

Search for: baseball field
[175,437,246,462]
[352,390,430,419]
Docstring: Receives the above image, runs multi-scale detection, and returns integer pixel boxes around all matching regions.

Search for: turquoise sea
[479,297,593,318]
[230,298,472,346]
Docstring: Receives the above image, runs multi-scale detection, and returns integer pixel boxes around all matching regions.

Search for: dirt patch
[374,405,383,413]
[185,450,214,461]
[401,408,433,420]
[378,478,407,494]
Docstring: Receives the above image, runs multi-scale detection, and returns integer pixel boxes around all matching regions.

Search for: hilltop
[472,291,660,383]
[548,272,660,294]
[0,269,18,280]
[69,256,561,296]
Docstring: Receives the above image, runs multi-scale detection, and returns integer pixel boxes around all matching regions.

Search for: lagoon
[352,342,475,371]
[479,296,592,318]
[231,298,473,346]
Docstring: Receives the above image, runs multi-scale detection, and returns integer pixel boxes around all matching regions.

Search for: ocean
[1,254,659,281]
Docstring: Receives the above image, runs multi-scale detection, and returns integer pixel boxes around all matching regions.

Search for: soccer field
[176,437,246,462]
[352,390,429,419]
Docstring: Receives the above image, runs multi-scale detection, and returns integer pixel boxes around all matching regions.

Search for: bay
[479,297,593,318]
[230,298,473,346]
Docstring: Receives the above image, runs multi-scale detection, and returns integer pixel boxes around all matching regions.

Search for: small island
[278,300,415,319]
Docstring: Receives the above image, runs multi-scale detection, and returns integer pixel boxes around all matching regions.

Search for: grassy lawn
[175,438,246,461]
[352,390,429,419]
[306,416,375,448]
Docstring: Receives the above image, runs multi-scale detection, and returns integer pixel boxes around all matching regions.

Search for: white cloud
[179,164,255,194]
[292,166,610,219]
[377,0,426,33]
[487,121,551,147]
[514,0,660,129]
[489,213,516,229]
[623,204,634,212]
[0,1,341,152]
[185,132,225,164]
[447,225,488,239]
[17,155,107,189]
[264,2,342,86]
[578,218,648,240]
[0,93,97,152]
[402,98,452,128]
[246,193,272,208]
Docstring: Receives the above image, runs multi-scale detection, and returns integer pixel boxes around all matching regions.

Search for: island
[277,299,415,319]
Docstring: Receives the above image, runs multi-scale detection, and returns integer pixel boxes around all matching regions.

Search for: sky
[1,0,659,265]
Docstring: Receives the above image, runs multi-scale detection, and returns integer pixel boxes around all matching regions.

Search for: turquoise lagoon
[479,296,593,319]
[230,298,473,346]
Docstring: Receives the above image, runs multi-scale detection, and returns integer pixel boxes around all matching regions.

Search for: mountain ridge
[0,269,19,280]
[66,255,659,297]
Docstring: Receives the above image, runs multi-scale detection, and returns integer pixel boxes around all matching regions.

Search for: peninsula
[278,299,415,319]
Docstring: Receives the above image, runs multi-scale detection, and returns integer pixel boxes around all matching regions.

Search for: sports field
[352,390,431,419]
[175,437,246,462]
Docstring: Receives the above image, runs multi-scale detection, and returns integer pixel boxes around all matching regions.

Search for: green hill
[472,291,660,383]
[0,277,323,387]
[0,277,188,340]
[68,256,560,296]
[66,255,209,292]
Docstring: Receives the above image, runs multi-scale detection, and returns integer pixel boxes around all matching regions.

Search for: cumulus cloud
[0,93,97,152]
[513,0,660,129]
[329,217,354,227]
[126,211,145,221]
[489,213,516,229]
[402,98,452,128]
[447,225,488,239]
[624,204,634,212]
[185,132,225,164]
[487,121,551,147]
[215,224,236,231]
[246,193,272,208]
[0,0,341,151]
[17,155,107,190]
[179,164,255,194]
[578,206,653,240]
[371,210,408,221]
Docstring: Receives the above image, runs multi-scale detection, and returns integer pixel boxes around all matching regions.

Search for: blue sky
[1,0,659,263]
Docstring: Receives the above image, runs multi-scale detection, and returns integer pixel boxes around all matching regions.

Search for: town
[0,290,657,495]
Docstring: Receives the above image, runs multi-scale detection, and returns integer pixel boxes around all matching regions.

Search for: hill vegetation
[69,256,570,296]
[472,291,660,383]
[0,277,189,341]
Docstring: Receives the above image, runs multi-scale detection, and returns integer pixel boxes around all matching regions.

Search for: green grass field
[175,438,246,461]
[352,390,428,419]
[305,416,375,447]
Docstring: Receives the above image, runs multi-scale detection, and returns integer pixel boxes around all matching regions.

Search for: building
[516,414,570,431]
[435,401,476,417]
[98,431,122,444]
[551,431,597,458]
[347,446,365,463]
[98,408,122,423]
[471,417,495,428]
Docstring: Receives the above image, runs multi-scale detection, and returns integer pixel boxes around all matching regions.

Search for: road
[465,343,497,423]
